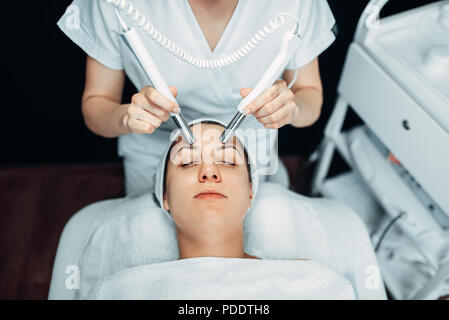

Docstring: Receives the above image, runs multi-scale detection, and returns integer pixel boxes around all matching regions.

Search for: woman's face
[163,123,253,229]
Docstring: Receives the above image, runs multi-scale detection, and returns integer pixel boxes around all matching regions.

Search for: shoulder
[60,0,122,31]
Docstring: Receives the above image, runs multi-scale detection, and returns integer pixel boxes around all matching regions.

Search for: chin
[199,204,227,217]
[199,206,246,225]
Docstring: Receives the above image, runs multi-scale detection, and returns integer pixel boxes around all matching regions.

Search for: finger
[258,102,296,125]
[243,85,282,115]
[142,104,170,120]
[274,79,288,89]
[169,86,178,98]
[254,87,294,118]
[131,93,170,119]
[277,87,295,104]
[141,86,179,113]
[240,88,252,98]
[264,113,292,129]
[253,100,283,119]
[134,108,164,128]
[127,118,156,134]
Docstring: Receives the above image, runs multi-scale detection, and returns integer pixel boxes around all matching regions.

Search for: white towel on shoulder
[86,257,355,300]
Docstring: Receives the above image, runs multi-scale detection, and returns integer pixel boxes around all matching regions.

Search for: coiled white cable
[104,0,301,74]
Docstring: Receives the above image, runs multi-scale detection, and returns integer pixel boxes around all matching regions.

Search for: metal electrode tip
[220,130,232,144]
[220,112,247,144]
[172,115,196,145]
[179,126,196,144]
[185,131,196,145]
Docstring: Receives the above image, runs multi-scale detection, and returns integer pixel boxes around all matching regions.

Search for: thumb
[169,86,178,98]
[240,88,252,98]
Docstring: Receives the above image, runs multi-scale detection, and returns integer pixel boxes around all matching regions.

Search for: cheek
[166,172,196,211]
[226,170,252,202]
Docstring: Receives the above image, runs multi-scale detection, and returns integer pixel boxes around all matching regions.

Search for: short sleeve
[56,0,124,70]
[285,0,336,70]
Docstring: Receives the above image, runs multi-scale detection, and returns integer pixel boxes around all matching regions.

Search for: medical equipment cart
[311,0,449,299]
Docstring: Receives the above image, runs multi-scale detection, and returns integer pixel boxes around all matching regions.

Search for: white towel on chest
[86,257,355,300]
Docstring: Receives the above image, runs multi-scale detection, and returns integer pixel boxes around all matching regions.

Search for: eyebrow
[175,144,242,155]
[219,145,242,155]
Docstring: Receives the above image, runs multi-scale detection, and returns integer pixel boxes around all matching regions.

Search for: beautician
[57,0,336,196]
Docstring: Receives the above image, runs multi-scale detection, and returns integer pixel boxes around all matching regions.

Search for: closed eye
[181,161,236,167]
[181,161,200,167]
[217,161,236,166]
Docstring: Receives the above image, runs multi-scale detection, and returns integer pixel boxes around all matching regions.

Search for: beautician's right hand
[123,86,179,134]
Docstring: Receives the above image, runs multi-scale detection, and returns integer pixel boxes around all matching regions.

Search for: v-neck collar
[185,0,242,57]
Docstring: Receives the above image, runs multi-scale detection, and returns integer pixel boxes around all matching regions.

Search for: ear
[163,193,170,211]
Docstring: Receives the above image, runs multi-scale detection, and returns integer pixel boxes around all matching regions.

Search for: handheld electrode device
[108,0,302,145]
[220,22,303,143]
[115,9,196,144]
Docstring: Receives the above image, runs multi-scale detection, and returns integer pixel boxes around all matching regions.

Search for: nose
[198,162,222,183]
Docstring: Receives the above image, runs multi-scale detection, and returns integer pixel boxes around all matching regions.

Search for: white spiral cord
[105,0,299,87]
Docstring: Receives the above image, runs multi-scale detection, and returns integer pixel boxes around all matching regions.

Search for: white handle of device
[237,32,302,113]
[121,28,177,107]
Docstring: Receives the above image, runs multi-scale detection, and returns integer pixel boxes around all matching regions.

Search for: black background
[1,0,437,167]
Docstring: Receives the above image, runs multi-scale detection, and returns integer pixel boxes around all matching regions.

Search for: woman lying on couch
[50,119,388,299]
[73,120,357,299]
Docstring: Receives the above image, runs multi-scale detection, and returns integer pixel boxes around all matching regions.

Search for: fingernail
[243,109,250,115]
[174,107,180,113]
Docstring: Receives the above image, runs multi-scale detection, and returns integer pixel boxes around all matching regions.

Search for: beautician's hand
[123,86,179,134]
[240,80,299,129]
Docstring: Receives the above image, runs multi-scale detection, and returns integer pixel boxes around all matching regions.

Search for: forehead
[173,123,244,150]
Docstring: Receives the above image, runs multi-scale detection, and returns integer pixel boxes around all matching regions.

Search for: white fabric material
[56,0,336,195]
[86,257,355,300]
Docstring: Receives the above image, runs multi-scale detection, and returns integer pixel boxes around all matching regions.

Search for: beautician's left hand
[240,79,299,129]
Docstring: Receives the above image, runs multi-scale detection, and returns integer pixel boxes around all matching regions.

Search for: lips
[194,190,227,199]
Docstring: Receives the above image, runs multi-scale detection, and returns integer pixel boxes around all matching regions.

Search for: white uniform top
[57,0,336,195]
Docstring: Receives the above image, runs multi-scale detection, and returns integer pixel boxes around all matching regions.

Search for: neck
[177,224,245,259]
